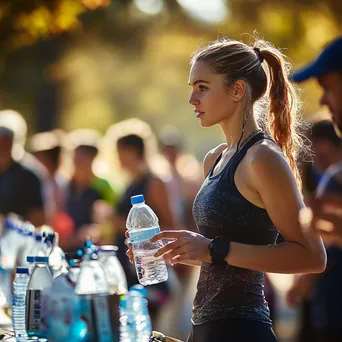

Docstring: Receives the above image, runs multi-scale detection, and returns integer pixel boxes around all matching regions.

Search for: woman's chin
[199,118,213,128]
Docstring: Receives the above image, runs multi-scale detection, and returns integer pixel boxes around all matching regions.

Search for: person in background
[288,37,342,342]
[0,109,46,228]
[0,126,45,227]
[288,119,342,342]
[303,120,342,196]
[28,130,71,234]
[158,127,202,339]
[159,126,201,231]
[115,133,175,327]
[63,140,117,253]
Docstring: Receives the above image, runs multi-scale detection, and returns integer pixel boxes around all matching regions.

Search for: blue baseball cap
[293,37,342,83]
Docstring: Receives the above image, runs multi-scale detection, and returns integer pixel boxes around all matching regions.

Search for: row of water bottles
[12,242,151,341]
[0,215,66,310]
[5,193,168,341]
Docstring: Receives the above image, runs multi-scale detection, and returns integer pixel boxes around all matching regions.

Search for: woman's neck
[220,110,259,151]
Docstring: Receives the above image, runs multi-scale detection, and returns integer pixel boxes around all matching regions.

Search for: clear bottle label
[129,226,160,244]
[93,295,113,342]
[26,289,42,332]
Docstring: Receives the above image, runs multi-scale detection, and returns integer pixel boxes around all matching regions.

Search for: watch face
[211,236,230,260]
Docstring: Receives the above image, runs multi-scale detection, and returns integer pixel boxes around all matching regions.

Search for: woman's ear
[230,80,247,102]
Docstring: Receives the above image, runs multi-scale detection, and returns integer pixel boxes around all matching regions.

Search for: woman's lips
[195,110,205,118]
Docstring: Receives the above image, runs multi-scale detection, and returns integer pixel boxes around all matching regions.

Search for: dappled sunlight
[134,0,164,15]
[177,0,229,23]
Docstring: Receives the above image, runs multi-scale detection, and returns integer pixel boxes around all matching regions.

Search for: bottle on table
[12,267,30,339]
[119,286,152,342]
[98,245,127,295]
[26,256,35,274]
[26,256,53,338]
[75,246,113,342]
[45,259,86,342]
[47,232,68,278]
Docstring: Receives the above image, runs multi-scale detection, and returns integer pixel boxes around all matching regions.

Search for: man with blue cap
[293,36,342,240]
[293,37,342,134]
[288,36,342,342]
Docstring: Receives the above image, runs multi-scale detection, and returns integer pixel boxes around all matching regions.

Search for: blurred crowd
[0,110,204,339]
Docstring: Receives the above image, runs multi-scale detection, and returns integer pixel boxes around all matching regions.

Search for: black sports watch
[208,235,230,266]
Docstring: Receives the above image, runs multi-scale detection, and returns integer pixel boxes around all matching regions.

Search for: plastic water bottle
[76,248,113,342]
[66,260,89,341]
[126,194,168,286]
[76,248,109,295]
[12,267,30,338]
[0,216,19,311]
[98,245,127,295]
[26,256,35,273]
[18,222,36,266]
[0,267,12,309]
[119,288,152,342]
[26,256,53,337]
[129,285,152,340]
[30,234,46,257]
[1,215,21,269]
[45,267,86,342]
[134,295,151,342]
[47,233,68,278]
[119,296,134,342]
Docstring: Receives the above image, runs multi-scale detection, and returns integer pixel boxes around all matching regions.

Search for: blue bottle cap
[16,267,29,275]
[35,256,49,263]
[131,194,145,205]
[26,256,35,263]
[35,233,42,241]
[4,218,15,230]
[129,284,147,298]
[17,227,24,235]
[84,239,93,249]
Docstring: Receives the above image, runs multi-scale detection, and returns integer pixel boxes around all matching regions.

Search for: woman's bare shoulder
[245,139,291,179]
[247,139,283,164]
[203,143,227,178]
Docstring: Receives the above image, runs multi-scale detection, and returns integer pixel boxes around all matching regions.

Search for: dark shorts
[187,319,277,342]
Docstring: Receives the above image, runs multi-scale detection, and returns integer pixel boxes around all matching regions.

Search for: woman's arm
[225,143,326,274]
[152,143,327,274]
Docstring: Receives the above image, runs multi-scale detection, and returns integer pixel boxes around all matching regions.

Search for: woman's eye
[199,85,208,91]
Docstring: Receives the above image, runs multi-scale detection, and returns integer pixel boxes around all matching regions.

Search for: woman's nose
[189,93,199,106]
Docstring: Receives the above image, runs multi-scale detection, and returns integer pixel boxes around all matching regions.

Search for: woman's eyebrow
[188,80,210,86]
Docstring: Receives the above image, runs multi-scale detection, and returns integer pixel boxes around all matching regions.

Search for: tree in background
[0,0,340,159]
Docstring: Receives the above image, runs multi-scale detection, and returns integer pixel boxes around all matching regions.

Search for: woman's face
[188,62,238,128]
